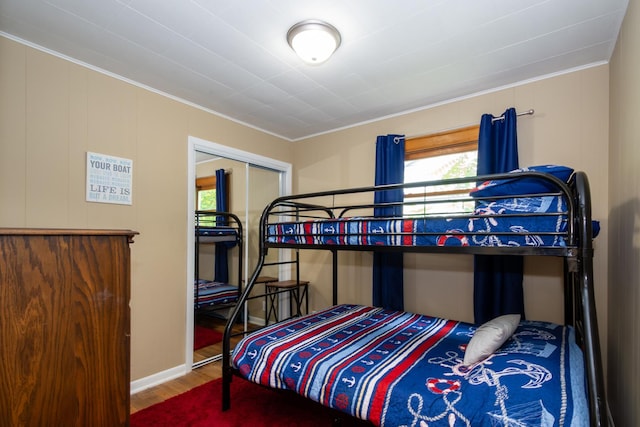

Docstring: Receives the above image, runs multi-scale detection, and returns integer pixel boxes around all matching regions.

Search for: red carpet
[194,325,223,350]
[131,377,371,427]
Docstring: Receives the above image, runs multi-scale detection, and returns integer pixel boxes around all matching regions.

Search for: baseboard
[130,364,188,395]
[130,316,266,395]
[248,314,264,326]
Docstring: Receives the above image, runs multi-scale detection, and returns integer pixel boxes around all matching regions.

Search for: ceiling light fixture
[287,20,341,65]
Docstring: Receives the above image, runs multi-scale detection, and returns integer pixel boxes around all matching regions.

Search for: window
[404,125,479,215]
[196,175,217,211]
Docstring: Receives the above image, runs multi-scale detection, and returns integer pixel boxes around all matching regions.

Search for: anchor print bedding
[266,195,569,248]
[194,279,238,308]
[232,304,588,426]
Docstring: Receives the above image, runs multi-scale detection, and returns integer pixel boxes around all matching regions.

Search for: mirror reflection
[192,151,282,367]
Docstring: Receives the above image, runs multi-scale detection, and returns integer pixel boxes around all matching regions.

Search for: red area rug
[194,325,223,350]
[131,377,370,427]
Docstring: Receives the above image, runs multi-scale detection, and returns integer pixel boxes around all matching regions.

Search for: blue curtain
[373,134,405,310]
[473,108,524,324]
[214,168,229,283]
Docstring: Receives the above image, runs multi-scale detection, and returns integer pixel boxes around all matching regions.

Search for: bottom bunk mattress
[231,304,588,426]
[195,279,238,308]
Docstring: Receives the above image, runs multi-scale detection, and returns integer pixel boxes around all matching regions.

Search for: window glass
[197,189,217,211]
[404,127,478,215]
[196,175,218,225]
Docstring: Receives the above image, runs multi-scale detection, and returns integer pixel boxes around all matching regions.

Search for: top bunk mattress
[267,195,569,248]
[195,211,243,244]
[196,225,240,243]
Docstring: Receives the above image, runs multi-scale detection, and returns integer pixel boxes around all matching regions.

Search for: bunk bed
[194,211,243,312]
[222,166,609,426]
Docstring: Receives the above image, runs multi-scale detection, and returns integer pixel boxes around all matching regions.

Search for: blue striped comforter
[232,304,588,426]
[194,280,238,308]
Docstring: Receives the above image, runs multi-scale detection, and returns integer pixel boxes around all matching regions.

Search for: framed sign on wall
[86,152,133,205]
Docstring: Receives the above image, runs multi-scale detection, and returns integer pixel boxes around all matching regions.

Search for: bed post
[332,249,338,305]
[222,202,275,411]
[574,172,607,427]
[562,255,574,328]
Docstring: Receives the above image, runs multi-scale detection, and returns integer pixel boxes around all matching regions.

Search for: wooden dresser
[0,229,137,427]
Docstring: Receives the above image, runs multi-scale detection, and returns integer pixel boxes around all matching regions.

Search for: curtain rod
[491,109,534,123]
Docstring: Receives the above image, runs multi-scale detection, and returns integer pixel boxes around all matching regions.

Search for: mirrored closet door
[189,137,290,368]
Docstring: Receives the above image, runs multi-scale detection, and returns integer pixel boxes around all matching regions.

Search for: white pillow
[463,314,521,366]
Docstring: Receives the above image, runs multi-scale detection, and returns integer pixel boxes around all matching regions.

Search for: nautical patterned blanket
[267,196,568,248]
[196,225,237,236]
[196,226,239,246]
[232,304,588,426]
[194,280,238,308]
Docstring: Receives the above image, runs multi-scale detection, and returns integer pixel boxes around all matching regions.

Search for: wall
[609,0,640,424]
[293,65,610,371]
[0,36,293,382]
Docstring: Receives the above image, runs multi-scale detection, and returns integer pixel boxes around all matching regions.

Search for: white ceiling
[0,0,628,141]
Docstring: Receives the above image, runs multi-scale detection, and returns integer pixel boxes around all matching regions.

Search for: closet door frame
[186,136,292,370]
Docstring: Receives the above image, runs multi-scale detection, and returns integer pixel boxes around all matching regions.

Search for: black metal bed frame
[221,171,608,426]
[194,210,243,313]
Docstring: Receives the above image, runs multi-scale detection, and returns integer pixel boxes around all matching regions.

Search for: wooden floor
[130,315,248,414]
[130,358,223,414]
